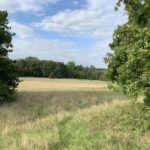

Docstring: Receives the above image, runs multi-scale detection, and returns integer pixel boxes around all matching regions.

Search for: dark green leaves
[106,0,150,104]
[0,11,19,103]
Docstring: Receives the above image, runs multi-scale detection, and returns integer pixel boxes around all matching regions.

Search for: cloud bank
[4,0,127,68]
[34,0,126,39]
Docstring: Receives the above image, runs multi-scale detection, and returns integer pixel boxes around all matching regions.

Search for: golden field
[18,77,109,92]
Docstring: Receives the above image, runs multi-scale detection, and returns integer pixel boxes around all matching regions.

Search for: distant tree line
[15,57,106,80]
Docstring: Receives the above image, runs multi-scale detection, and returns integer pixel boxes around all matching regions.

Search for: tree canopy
[0,11,19,103]
[105,0,150,105]
[15,57,106,81]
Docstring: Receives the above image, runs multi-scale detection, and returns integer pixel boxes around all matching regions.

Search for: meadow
[0,78,150,150]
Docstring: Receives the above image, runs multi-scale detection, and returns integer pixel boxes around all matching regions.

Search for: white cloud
[10,22,34,39]
[34,0,127,39]
[87,0,109,10]
[9,21,108,67]
[11,38,108,68]
[11,38,75,58]
[6,0,127,68]
[9,22,77,64]
[0,0,61,13]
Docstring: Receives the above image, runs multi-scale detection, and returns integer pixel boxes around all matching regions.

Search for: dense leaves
[15,57,106,80]
[105,0,150,104]
[118,103,150,133]
[0,11,19,103]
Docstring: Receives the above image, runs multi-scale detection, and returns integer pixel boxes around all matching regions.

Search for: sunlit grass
[18,77,109,92]
[0,78,149,149]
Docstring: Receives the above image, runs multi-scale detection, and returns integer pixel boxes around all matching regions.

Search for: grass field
[0,78,150,149]
[18,77,109,92]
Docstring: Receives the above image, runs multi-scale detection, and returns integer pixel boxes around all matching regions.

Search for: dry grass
[0,78,149,149]
[18,77,108,92]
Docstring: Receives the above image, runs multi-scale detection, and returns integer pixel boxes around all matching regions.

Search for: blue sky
[0,0,127,68]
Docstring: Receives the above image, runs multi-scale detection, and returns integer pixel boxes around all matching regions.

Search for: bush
[118,103,150,133]
[0,82,16,103]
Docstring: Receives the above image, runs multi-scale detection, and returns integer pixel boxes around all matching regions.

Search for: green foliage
[144,87,150,106]
[0,81,14,103]
[0,11,19,103]
[105,0,150,104]
[118,103,150,133]
[15,57,106,80]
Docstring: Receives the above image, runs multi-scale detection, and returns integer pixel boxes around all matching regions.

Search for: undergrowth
[118,103,150,133]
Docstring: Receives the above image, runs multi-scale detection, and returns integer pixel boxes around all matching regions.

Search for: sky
[0,0,127,68]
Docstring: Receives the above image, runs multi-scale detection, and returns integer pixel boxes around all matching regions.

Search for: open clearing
[0,78,150,149]
[18,77,109,92]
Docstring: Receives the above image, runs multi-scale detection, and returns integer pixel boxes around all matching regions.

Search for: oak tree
[105,0,150,105]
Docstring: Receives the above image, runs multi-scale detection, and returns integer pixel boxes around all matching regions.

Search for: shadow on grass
[0,91,128,127]
[17,91,127,112]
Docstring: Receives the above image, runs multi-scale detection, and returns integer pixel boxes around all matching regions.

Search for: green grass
[0,78,149,149]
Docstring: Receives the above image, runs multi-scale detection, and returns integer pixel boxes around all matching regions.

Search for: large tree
[0,11,19,103]
[105,0,150,105]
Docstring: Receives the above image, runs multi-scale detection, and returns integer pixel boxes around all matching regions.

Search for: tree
[66,61,76,78]
[0,11,19,103]
[23,57,42,77]
[54,62,67,78]
[41,60,56,77]
[105,0,150,105]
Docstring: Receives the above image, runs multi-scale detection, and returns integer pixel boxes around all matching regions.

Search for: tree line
[15,57,106,80]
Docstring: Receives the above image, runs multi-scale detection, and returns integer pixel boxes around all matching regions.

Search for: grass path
[0,99,150,150]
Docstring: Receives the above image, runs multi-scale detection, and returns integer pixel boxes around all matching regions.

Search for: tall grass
[0,78,149,149]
